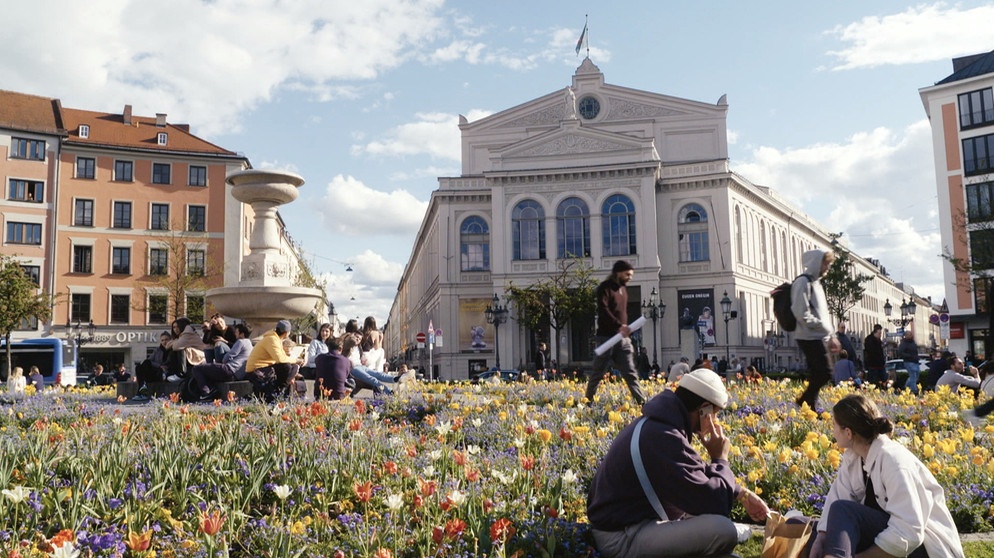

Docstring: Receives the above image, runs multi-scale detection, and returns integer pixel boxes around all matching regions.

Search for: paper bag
[761,511,813,558]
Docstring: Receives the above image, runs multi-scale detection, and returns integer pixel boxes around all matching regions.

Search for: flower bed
[0,378,991,557]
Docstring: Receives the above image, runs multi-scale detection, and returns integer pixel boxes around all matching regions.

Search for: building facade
[1,90,251,372]
[387,60,936,381]
[921,49,994,361]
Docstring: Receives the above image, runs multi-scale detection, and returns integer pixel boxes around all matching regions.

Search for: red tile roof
[0,90,65,135]
[62,107,237,155]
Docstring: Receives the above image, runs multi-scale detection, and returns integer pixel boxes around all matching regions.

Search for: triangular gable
[489,120,659,171]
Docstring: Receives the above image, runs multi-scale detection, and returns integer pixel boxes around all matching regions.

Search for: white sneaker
[961,409,983,428]
[165,375,181,383]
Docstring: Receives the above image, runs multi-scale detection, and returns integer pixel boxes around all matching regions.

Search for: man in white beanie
[587,368,769,557]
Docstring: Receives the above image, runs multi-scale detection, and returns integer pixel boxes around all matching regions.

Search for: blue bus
[0,338,77,386]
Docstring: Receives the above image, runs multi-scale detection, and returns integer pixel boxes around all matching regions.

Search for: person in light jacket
[810,394,964,558]
[791,249,840,409]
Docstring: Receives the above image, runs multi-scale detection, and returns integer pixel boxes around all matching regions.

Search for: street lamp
[327,302,338,337]
[719,291,738,363]
[883,298,916,331]
[641,287,666,368]
[484,293,509,370]
[64,318,95,369]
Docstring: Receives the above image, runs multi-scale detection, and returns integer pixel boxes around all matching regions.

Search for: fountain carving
[207,169,324,336]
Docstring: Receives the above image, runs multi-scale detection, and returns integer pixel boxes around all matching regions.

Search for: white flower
[561,469,578,484]
[272,484,291,500]
[422,465,436,477]
[384,493,404,511]
[429,450,443,460]
[518,403,528,414]
[51,542,80,558]
[473,385,482,393]
[111,417,123,425]
[513,437,525,448]
[493,469,518,485]
[2,485,30,504]
[447,489,467,506]
[368,411,380,421]
[528,419,539,430]
[465,444,481,456]
[472,418,483,428]
[564,413,577,424]
[435,421,452,436]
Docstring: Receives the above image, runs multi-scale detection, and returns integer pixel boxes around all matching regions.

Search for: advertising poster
[459,298,494,352]
[677,288,716,347]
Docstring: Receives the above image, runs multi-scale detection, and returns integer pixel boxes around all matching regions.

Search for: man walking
[585,260,647,405]
[791,249,840,409]
[897,329,921,394]
[863,324,887,388]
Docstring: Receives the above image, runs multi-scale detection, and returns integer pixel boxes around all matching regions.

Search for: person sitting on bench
[189,323,253,397]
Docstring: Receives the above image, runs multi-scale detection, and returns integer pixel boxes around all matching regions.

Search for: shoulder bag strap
[630,417,670,522]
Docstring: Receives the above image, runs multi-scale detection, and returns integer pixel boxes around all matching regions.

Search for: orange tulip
[125,530,152,551]
[199,509,226,536]
[353,481,373,503]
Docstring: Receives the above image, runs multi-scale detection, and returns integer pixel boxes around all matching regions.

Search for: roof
[936,48,994,86]
[0,90,65,135]
[61,107,237,155]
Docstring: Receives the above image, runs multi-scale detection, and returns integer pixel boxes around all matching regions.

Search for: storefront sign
[949,322,965,339]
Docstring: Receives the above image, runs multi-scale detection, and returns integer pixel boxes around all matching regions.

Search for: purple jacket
[586,390,741,531]
[314,350,351,400]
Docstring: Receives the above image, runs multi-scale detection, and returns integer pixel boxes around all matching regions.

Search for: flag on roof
[575,22,587,55]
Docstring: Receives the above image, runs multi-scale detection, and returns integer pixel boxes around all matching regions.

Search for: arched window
[512,200,545,260]
[557,197,590,258]
[677,203,709,262]
[460,216,490,271]
[602,194,636,256]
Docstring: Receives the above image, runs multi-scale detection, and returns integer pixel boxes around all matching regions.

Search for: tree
[821,233,873,323]
[505,257,597,368]
[133,221,223,324]
[287,245,329,339]
[0,255,57,380]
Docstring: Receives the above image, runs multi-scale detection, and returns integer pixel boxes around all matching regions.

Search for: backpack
[771,274,813,332]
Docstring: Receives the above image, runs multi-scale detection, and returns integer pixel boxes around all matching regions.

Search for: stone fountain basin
[226,169,304,205]
[207,286,324,324]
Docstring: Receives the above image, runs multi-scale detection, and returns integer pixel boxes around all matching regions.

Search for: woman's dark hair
[675,386,709,413]
[233,323,252,338]
[363,316,377,333]
[345,319,360,334]
[833,394,893,440]
[172,317,192,337]
[325,336,342,352]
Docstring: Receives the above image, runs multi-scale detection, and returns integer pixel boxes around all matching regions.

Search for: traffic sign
[416,332,426,343]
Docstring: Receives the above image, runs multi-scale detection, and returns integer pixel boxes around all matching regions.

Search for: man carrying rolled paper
[585,260,648,406]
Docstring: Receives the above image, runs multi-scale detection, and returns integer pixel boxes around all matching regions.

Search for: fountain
[206,169,324,337]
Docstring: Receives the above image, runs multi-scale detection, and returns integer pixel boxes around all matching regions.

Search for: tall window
[602,194,636,256]
[963,134,994,176]
[112,247,131,274]
[11,138,45,160]
[188,205,206,232]
[151,204,169,230]
[189,166,207,187]
[557,197,590,258]
[966,181,994,222]
[20,265,40,286]
[110,294,130,324]
[152,163,171,184]
[148,294,168,324]
[114,160,134,182]
[975,277,992,314]
[187,249,206,276]
[512,200,545,260]
[8,179,43,202]
[70,293,91,322]
[76,157,95,179]
[149,248,168,275]
[970,229,994,270]
[113,201,132,229]
[959,88,994,129]
[678,203,710,262]
[73,246,93,273]
[74,199,94,226]
[459,216,490,271]
[6,222,41,245]
[186,295,205,322]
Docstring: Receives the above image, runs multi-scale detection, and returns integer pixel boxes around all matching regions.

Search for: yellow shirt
[246,330,294,372]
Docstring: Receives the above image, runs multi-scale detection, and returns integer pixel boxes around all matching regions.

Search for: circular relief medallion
[578,96,600,120]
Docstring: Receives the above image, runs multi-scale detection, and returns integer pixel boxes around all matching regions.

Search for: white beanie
[678,368,729,408]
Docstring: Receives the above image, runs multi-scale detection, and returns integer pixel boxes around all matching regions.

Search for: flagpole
[585,14,589,59]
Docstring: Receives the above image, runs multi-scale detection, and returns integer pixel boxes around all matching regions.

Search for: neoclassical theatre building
[385,59,931,381]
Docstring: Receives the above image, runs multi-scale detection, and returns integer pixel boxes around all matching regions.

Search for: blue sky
[7,1,994,324]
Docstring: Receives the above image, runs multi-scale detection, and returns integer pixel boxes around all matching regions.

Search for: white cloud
[315,175,427,236]
[320,250,405,326]
[735,119,944,300]
[826,3,994,70]
[351,109,492,161]
[0,0,449,136]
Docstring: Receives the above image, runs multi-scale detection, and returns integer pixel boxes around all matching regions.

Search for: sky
[6,1,994,325]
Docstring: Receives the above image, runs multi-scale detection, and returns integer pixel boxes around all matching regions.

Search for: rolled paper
[593,316,647,356]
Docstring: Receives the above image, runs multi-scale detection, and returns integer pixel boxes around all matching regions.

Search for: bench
[116,380,254,401]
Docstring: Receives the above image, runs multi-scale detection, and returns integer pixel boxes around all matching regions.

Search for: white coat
[819,435,964,558]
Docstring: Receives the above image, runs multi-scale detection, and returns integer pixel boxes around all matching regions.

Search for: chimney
[123,104,132,126]
[155,113,167,127]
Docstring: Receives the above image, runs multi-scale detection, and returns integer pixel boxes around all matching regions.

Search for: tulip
[199,509,226,536]
[125,530,152,551]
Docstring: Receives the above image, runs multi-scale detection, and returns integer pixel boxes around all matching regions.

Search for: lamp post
[641,287,666,368]
[883,297,916,332]
[719,291,738,363]
[65,318,95,369]
[485,293,509,370]
[327,302,338,337]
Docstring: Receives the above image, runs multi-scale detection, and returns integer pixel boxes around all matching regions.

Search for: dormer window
[79,125,89,139]
[157,132,167,146]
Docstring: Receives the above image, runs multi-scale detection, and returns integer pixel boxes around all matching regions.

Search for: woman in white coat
[810,394,964,558]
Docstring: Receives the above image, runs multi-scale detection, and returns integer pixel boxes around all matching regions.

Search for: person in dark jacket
[863,325,887,388]
[314,336,351,400]
[925,350,952,392]
[587,369,769,557]
[534,342,548,380]
[585,260,647,405]
[896,330,920,395]
[836,322,857,363]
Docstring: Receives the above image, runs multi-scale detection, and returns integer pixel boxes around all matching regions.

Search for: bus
[0,338,77,386]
